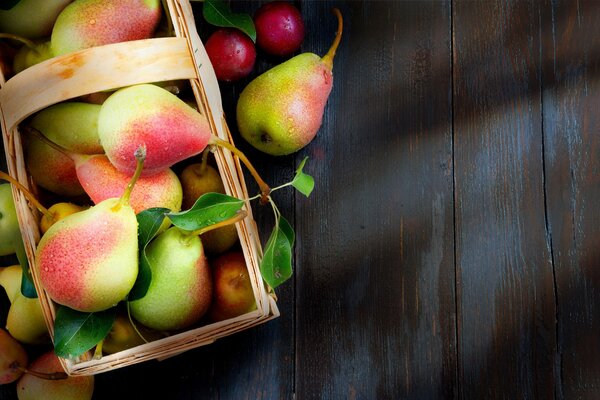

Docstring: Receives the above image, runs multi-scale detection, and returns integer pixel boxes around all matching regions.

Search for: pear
[98,84,212,176]
[129,227,212,331]
[16,351,94,400]
[35,149,145,312]
[0,0,72,39]
[24,102,102,196]
[102,314,162,354]
[0,266,48,345]
[51,0,161,56]
[13,41,54,74]
[0,183,20,256]
[180,163,238,254]
[236,9,343,156]
[0,328,27,384]
[40,202,86,234]
[208,252,256,322]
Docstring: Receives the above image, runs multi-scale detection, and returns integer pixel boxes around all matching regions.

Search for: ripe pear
[98,84,212,176]
[236,9,343,156]
[0,266,48,345]
[16,351,94,400]
[35,150,145,312]
[0,0,72,39]
[13,41,54,74]
[0,183,20,256]
[75,154,182,221]
[180,163,238,254]
[207,252,256,322]
[51,0,161,56]
[129,227,212,331]
[0,328,27,384]
[40,202,86,234]
[25,102,102,196]
[102,314,162,354]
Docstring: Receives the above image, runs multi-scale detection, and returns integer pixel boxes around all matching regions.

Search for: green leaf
[260,220,293,289]
[291,157,314,197]
[0,0,21,10]
[14,235,36,298]
[166,193,244,232]
[128,208,169,301]
[203,0,256,42]
[279,215,295,247]
[54,306,116,358]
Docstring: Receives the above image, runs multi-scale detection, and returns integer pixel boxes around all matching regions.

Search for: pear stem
[126,302,150,344]
[199,147,210,176]
[0,33,39,54]
[114,146,146,211]
[209,137,271,204]
[321,8,343,70]
[188,209,248,237]
[12,363,68,380]
[0,171,52,219]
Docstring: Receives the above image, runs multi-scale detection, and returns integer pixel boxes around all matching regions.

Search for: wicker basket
[0,0,278,375]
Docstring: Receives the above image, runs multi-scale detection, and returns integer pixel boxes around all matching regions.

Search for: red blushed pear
[0,328,27,384]
[35,148,146,313]
[236,8,343,156]
[51,0,161,57]
[98,84,213,177]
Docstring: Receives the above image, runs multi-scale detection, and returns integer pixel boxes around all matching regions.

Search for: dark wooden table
[2,0,600,398]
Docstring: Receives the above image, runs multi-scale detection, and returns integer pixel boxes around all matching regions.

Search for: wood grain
[295,1,456,398]
[542,0,600,397]
[453,0,557,398]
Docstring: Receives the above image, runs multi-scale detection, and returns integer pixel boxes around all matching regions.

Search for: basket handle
[0,36,197,132]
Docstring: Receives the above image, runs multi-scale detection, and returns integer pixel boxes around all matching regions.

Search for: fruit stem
[188,209,248,237]
[321,8,343,70]
[114,146,146,211]
[13,363,68,380]
[0,33,39,54]
[199,147,210,176]
[0,171,52,220]
[209,137,271,204]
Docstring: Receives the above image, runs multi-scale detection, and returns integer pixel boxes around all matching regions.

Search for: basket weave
[0,0,278,375]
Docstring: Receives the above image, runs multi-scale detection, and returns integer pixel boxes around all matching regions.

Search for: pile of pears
[0,0,341,393]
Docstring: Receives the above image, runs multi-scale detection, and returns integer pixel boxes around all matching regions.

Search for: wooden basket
[0,0,278,375]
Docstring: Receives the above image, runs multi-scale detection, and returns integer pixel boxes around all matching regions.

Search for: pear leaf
[291,157,314,197]
[203,0,256,42]
[260,219,293,289]
[14,235,36,298]
[54,306,116,358]
[0,0,20,10]
[279,215,295,247]
[128,208,169,301]
[166,193,244,232]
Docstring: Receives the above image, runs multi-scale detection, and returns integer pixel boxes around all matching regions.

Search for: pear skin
[129,227,212,331]
[16,351,94,400]
[0,328,27,384]
[51,0,161,56]
[102,314,162,354]
[13,41,54,74]
[98,84,212,176]
[236,9,343,156]
[75,154,182,217]
[0,266,48,345]
[40,202,87,234]
[0,183,20,256]
[0,0,72,39]
[36,197,138,312]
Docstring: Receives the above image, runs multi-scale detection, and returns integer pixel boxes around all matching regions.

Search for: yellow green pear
[0,266,48,345]
[236,9,343,156]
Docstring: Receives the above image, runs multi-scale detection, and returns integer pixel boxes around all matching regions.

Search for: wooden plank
[295,1,456,398]
[541,0,600,397]
[453,0,557,397]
